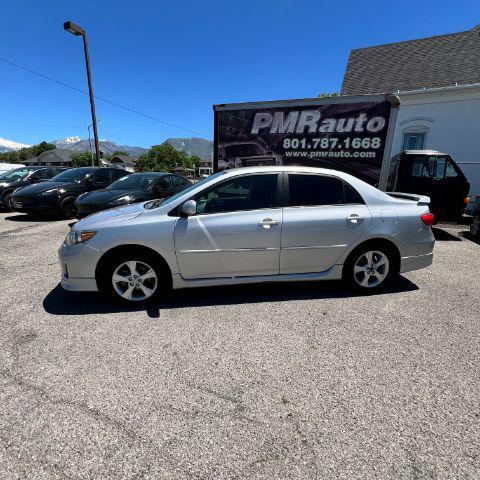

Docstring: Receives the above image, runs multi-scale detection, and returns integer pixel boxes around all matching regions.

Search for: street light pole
[64,21,101,167]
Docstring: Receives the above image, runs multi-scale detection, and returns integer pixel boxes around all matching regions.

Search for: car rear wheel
[101,252,168,305]
[344,246,396,293]
[470,214,480,238]
[59,197,77,218]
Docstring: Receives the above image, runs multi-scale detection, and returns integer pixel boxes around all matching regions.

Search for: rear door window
[288,174,345,206]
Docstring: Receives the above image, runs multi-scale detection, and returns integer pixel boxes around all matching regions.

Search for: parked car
[387,150,470,221]
[11,167,128,218]
[0,166,69,211]
[75,172,192,218]
[59,166,435,305]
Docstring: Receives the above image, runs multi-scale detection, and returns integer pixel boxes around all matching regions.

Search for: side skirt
[171,265,343,290]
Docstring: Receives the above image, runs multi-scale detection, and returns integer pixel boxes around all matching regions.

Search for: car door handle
[347,214,362,224]
[258,218,280,228]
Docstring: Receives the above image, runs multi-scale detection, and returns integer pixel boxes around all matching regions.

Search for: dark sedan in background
[0,166,68,211]
[75,172,192,218]
[10,167,128,218]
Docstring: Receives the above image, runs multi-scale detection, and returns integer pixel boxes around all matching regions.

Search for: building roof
[35,148,78,163]
[341,26,480,95]
[110,155,137,166]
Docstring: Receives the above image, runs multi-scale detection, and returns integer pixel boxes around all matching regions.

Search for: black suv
[10,167,129,218]
[0,166,68,211]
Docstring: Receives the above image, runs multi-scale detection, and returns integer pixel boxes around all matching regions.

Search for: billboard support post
[378,94,401,191]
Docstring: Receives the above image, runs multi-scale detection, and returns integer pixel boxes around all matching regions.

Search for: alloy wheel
[112,260,158,301]
[353,250,390,288]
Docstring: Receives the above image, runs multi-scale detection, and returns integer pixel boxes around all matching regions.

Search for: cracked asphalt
[0,211,479,479]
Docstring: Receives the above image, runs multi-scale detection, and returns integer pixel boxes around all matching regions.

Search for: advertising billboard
[214,96,397,185]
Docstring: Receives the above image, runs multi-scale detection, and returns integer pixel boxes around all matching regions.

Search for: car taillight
[421,212,435,227]
[463,197,470,204]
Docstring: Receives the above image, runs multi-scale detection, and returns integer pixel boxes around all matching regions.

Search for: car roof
[403,149,448,156]
[217,165,358,176]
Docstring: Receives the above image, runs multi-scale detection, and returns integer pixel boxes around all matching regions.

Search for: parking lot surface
[0,211,479,479]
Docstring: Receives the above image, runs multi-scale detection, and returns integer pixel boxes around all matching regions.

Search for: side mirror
[179,199,197,217]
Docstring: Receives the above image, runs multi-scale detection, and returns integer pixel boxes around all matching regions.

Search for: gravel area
[0,211,479,479]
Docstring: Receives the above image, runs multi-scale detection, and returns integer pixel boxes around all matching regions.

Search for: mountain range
[0,136,213,159]
[0,137,31,153]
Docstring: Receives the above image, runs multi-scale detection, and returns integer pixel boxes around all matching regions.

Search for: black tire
[343,243,397,293]
[470,214,480,238]
[99,251,170,305]
[2,193,13,212]
[59,196,77,219]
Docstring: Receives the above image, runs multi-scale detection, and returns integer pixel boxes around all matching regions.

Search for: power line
[0,56,212,140]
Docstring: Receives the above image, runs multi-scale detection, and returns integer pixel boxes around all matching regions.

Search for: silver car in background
[58,166,435,304]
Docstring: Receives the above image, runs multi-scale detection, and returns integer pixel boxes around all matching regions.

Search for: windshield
[144,172,225,210]
[50,168,96,183]
[0,167,34,181]
[108,173,157,191]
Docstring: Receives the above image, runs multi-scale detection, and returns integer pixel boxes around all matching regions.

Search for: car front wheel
[2,193,13,212]
[344,246,396,293]
[101,252,168,305]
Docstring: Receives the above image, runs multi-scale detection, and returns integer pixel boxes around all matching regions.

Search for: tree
[136,142,195,172]
[0,141,55,164]
[71,152,93,167]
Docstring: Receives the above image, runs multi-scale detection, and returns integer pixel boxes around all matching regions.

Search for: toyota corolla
[58,166,435,304]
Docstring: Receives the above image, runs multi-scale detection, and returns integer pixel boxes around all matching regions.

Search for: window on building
[402,132,425,150]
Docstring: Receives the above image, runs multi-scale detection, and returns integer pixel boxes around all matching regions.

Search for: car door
[174,173,282,279]
[280,173,372,274]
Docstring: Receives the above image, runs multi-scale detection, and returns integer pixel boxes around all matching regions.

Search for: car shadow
[4,213,59,222]
[432,227,462,241]
[460,230,480,246]
[43,277,419,317]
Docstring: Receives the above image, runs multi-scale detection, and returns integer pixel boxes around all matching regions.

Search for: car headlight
[112,195,133,204]
[64,230,97,246]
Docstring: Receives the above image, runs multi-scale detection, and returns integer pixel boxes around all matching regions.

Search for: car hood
[0,179,22,190]
[74,202,146,229]
[13,181,77,196]
[77,189,144,204]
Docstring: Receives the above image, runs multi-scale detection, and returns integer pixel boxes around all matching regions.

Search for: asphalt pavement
[0,211,479,479]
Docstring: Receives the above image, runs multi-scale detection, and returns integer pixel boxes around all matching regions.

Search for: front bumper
[58,241,103,292]
[11,194,60,215]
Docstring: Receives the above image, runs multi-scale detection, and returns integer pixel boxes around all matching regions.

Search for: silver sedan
[58,166,435,304]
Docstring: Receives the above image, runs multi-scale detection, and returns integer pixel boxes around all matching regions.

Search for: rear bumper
[400,252,433,273]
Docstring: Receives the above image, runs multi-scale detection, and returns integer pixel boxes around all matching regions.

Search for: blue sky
[1,0,479,148]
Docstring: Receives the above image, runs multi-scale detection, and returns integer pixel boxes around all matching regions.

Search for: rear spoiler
[386,192,431,206]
